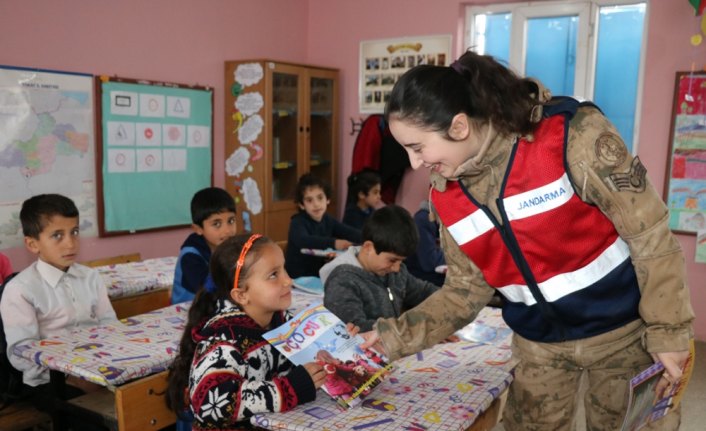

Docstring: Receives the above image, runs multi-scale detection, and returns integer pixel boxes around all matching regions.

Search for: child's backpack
[0,272,30,409]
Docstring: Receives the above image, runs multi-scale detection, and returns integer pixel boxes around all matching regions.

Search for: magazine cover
[264,302,392,409]
[620,340,696,431]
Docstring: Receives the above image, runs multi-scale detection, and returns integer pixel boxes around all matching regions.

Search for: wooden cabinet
[225,60,339,242]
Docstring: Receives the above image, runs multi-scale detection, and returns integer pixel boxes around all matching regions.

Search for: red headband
[232,234,262,293]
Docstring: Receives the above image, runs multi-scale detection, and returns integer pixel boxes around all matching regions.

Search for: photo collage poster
[359,35,452,113]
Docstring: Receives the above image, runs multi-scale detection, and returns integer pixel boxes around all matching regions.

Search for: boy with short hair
[0,194,117,388]
[171,187,237,304]
[320,205,439,331]
[285,173,362,278]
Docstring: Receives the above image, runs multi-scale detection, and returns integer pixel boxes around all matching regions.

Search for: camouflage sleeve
[374,223,495,361]
[566,106,694,353]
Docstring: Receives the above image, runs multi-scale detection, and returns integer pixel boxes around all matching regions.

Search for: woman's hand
[359,329,387,357]
[650,350,691,398]
[303,362,326,389]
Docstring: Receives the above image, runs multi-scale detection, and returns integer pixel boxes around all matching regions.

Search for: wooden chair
[82,253,142,268]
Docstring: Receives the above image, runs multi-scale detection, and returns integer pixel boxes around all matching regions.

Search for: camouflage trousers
[502,320,681,431]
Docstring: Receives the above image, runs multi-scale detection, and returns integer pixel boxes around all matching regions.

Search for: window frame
[464,0,649,153]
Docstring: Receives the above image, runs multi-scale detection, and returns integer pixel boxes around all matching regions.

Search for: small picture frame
[359,34,452,114]
[664,71,706,235]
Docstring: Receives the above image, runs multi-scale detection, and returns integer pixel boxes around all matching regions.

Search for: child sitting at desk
[167,234,326,430]
[320,205,440,331]
[405,199,446,287]
[342,168,382,229]
[171,187,237,304]
[285,173,361,278]
[0,194,116,405]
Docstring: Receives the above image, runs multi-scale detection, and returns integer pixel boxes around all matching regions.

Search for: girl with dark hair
[343,169,382,229]
[361,50,693,430]
[167,234,325,430]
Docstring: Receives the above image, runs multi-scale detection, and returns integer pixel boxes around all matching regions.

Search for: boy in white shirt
[0,194,116,394]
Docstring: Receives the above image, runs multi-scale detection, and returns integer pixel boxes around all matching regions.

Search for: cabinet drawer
[115,371,176,431]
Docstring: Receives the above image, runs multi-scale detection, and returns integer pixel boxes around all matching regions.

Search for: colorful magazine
[264,302,392,409]
[620,340,695,431]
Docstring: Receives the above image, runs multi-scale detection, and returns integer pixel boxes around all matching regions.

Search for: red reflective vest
[431,102,640,342]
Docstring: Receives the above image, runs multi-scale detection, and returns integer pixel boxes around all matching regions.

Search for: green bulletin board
[97,76,213,235]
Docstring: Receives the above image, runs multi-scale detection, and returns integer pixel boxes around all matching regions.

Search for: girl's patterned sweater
[189,300,317,430]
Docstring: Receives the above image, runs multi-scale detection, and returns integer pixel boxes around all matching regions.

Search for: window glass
[525,16,578,97]
[594,4,646,150]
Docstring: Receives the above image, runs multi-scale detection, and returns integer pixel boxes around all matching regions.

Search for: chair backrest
[82,252,142,268]
[0,272,29,407]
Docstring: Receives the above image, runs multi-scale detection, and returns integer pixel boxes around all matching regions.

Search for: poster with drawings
[97,76,212,235]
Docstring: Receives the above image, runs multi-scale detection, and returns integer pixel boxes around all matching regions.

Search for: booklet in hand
[263,302,392,409]
[620,340,695,431]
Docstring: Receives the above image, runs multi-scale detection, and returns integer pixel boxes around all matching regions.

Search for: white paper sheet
[107,149,135,173]
[136,122,161,146]
[162,148,187,172]
[136,148,162,172]
[162,124,185,146]
[110,91,138,116]
[139,93,165,118]
[106,121,135,146]
[187,125,210,148]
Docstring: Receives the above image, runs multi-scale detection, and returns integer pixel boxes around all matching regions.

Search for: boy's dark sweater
[284,211,361,278]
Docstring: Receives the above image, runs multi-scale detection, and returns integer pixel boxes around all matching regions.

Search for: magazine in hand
[620,340,695,431]
[264,302,392,409]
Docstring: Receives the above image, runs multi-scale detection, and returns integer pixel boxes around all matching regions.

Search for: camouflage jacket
[375,103,694,361]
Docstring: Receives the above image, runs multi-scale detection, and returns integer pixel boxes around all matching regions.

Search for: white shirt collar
[36,258,70,288]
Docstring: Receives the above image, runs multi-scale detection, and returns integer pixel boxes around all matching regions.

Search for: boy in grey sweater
[320,205,440,331]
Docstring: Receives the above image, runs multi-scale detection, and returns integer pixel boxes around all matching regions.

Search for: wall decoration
[359,35,452,113]
[0,65,97,249]
[664,71,706,234]
[96,75,213,236]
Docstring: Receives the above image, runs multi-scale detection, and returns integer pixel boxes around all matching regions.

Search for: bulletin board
[359,34,452,113]
[664,71,706,235]
[96,76,213,236]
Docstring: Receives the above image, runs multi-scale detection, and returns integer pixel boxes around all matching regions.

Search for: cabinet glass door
[308,75,335,189]
[272,71,300,203]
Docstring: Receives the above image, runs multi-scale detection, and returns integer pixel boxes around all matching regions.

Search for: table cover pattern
[251,307,515,431]
[96,256,177,299]
[14,302,188,388]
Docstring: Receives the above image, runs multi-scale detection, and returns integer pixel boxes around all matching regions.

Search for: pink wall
[0,0,309,269]
[307,0,706,340]
[0,0,703,340]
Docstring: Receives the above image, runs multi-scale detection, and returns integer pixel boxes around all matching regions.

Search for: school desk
[251,306,516,431]
[95,256,178,318]
[14,302,188,430]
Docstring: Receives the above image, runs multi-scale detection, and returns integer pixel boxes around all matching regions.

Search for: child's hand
[346,322,360,337]
[359,330,387,357]
[441,335,461,343]
[334,239,353,250]
[303,362,326,389]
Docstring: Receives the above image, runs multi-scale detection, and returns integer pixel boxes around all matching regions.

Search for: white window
[465,0,647,152]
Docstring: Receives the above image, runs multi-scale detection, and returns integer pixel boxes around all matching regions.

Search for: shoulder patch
[608,157,647,193]
[594,132,627,167]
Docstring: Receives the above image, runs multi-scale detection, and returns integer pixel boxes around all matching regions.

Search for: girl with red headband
[167,234,326,430]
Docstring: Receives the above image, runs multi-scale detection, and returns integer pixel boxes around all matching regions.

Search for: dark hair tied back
[386,50,541,137]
